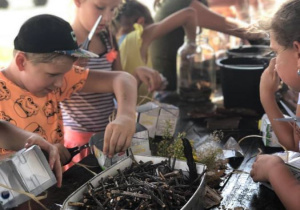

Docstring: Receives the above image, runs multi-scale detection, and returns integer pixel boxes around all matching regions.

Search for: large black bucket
[216,57,269,114]
[226,45,273,60]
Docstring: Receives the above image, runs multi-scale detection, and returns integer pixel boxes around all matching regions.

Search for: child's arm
[0,121,62,187]
[133,66,162,92]
[80,70,137,158]
[260,59,298,151]
[190,0,265,40]
[251,155,300,209]
[141,7,197,49]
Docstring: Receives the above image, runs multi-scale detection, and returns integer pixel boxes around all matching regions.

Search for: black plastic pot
[216,57,269,114]
[227,45,274,60]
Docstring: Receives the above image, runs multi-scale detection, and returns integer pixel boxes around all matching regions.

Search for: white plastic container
[0,145,56,209]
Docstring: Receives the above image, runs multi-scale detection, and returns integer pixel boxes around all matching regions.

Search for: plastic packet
[194,134,223,170]
[222,137,244,159]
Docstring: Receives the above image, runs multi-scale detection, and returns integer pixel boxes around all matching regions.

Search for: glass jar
[176,35,216,102]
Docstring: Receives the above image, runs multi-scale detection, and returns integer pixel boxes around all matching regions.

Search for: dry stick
[237,117,300,163]
[137,92,153,106]
[238,135,289,161]
[72,161,97,176]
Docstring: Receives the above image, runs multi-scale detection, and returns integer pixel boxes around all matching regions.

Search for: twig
[137,93,153,106]
[72,161,97,176]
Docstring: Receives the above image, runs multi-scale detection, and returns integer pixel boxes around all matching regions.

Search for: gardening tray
[61,155,206,210]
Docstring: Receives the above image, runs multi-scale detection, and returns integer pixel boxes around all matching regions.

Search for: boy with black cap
[0,14,137,165]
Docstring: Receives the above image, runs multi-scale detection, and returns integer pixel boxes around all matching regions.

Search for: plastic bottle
[176,33,215,102]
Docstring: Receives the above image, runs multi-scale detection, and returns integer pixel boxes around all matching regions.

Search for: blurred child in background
[61,0,162,169]
[114,0,197,101]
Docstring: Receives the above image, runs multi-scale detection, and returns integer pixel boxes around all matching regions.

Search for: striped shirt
[61,32,114,132]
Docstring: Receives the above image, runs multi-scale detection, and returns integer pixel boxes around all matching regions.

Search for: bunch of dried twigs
[68,157,205,210]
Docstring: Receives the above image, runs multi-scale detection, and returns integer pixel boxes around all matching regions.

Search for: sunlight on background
[0,0,155,67]
[0,0,74,67]
[0,0,283,67]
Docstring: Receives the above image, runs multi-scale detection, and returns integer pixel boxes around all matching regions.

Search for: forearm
[260,90,296,150]
[269,164,300,210]
[113,72,137,117]
[190,0,250,39]
[182,8,197,42]
[143,8,196,46]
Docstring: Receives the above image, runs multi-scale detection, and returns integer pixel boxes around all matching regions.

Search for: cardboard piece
[259,114,282,147]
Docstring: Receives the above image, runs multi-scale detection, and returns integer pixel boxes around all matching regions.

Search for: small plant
[155,125,225,173]
[209,130,223,143]
[162,120,173,140]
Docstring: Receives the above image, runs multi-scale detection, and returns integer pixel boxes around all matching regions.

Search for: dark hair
[115,0,154,25]
[271,0,300,48]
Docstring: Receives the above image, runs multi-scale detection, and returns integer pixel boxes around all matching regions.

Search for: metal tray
[62,155,206,210]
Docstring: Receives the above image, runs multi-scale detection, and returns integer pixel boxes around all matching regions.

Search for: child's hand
[134,66,163,92]
[54,143,71,169]
[260,58,280,97]
[250,154,285,182]
[103,115,136,158]
[24,136,62,187]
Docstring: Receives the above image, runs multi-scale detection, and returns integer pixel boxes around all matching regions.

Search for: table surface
[36,94,286,210]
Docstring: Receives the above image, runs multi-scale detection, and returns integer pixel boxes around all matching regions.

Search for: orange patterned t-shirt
[0,65,89,154]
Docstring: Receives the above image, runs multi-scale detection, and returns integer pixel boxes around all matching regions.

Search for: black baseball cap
[14,14,98,58]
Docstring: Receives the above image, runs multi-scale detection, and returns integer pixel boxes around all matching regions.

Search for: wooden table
[38,93,286,210]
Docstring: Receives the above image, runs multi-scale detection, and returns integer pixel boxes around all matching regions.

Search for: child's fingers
[154,72,162,90]
[140,76,151,91]
[53,157,62,187]
[122,135,132,152]
[149,72,161,92]
[48,149,62,187]
[109,131,122,157]
[103,127,113,156]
